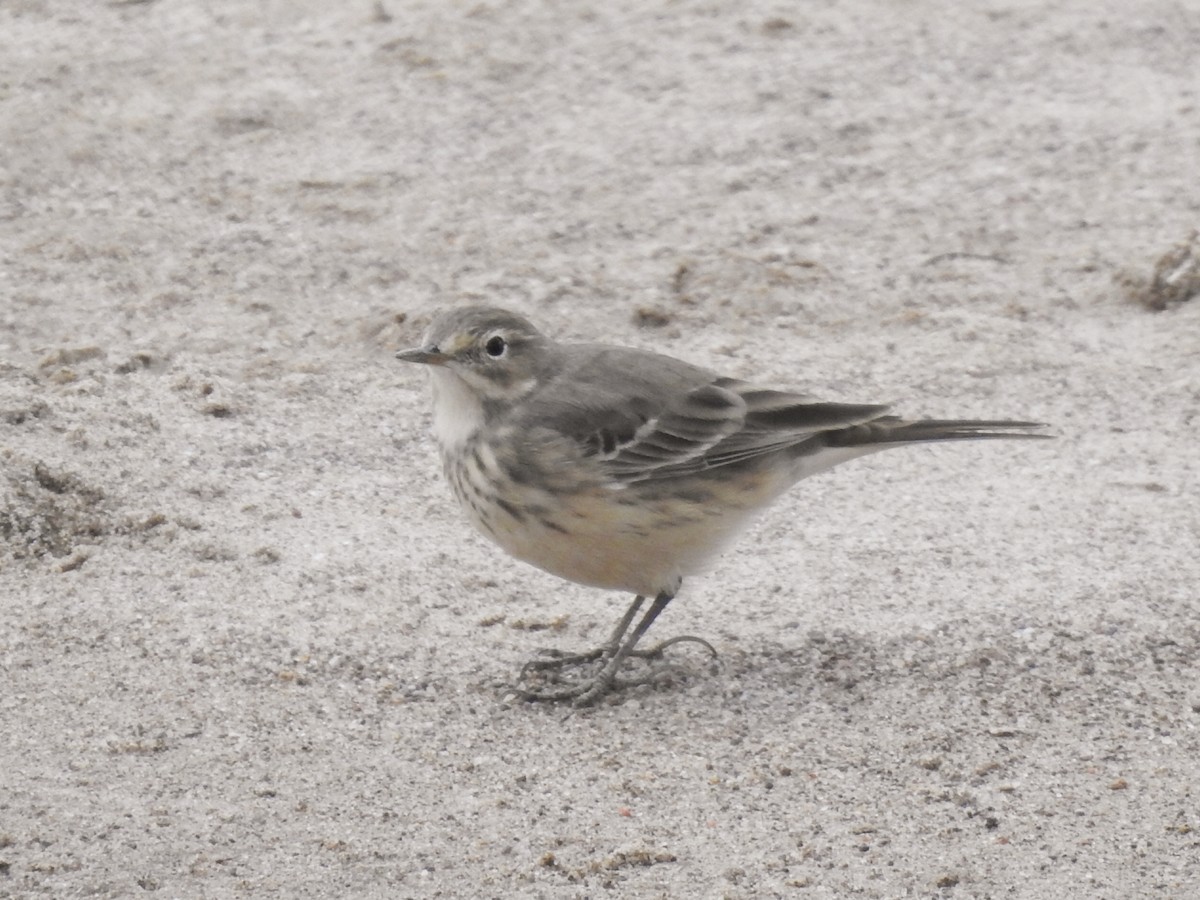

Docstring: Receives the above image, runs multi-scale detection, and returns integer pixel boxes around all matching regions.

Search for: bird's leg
[519,594,645,676]
[567,592,677,706]
[509,591,718,705]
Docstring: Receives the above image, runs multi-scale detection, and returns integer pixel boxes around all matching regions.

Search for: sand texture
[2,1,1199,897]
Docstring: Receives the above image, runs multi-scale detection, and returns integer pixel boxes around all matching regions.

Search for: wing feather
[511,346,897,485]
[592,379,889,483]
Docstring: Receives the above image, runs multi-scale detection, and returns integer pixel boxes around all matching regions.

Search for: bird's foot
[508,634,718,706]
[519,634,717,675]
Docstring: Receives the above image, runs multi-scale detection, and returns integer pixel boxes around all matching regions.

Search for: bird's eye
[485,335,507,357]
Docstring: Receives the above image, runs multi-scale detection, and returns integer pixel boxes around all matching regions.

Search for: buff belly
[444,443,789,597]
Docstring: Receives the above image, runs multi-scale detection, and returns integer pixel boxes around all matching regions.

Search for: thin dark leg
[567,592,677,707]
[598,592,676,672]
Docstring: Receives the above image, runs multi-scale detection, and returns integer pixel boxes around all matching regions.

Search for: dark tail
[824,417,1052,448]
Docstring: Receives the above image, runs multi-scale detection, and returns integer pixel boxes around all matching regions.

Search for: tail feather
[824,417,1052,448]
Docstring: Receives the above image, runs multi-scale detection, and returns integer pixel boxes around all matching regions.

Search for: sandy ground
[3,0,1199,897]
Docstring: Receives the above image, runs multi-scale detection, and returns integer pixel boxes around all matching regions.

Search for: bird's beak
[395,345,449,366]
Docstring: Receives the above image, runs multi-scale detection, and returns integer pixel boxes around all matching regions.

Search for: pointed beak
[394,345,449,366]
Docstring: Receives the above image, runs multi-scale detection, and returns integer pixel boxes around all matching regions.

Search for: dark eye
[485,335,507,357]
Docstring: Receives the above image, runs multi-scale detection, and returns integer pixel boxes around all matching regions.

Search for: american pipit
[396,306,1048,705]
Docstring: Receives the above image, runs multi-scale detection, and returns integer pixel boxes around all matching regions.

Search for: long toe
[510,655,712,707]
[628,634,719,660]
[509,653,623,705]
[509,630,719,704]
[519,645,609,678]
[569,661,695,707]
[504,677,606,704]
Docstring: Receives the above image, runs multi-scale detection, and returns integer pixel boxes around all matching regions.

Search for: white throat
[429,368,485,451]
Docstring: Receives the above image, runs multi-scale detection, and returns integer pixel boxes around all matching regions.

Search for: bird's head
[396,305,555,411]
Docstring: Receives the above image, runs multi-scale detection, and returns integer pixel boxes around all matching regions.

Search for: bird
[395,305,1049,705]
